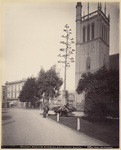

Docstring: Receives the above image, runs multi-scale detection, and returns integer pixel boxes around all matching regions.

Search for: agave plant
[52,103,76,117]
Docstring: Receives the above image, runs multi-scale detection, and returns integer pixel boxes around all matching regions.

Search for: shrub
[52,104,76,117]
[77,67,119,119]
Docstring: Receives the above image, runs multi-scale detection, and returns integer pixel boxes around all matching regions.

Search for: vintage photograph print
[1,1,119,149]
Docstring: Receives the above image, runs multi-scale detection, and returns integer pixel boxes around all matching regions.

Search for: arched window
[102,24,103,39]
[87,24,90,41]
[103,25,105,41]
[107,27,109,44]
[104,25,106,42]
[83,26,86,42]
[105,26,107,43]
[86,56,91,70]
[103,56,106,66]
[92,23,95,39]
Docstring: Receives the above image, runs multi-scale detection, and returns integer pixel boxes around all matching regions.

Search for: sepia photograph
[1,1,119,149]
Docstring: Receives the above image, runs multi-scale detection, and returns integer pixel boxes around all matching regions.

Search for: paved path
[2,108,109,146]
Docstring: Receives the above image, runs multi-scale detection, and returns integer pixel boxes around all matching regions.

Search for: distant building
[2,85,7,102]
[5,79,26,101]
[68,91,75,106]
[48,90,75,108]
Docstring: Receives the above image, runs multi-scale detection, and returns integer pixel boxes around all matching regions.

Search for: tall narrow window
[86,56,91,70]
[15,85,16,91]
[92,23,95,39]
[102,24,103,39]
[11,85,13,92]
[105,26,107,43]
[83,26,86,42]
[87,24,90,41]
[107,27,109,44]
[103,25,105,41]
[104,25,106,41]
[103,56,106,66]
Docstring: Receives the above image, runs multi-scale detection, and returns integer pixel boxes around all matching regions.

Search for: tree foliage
[19,77,37,103]
[36,65,63,101]
[76,66,119,118]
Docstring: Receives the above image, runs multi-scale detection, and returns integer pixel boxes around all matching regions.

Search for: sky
[1,1,119,91]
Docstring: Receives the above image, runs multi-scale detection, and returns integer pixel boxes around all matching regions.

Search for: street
[2,108,109,147]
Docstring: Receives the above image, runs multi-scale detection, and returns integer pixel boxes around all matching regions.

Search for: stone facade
[5,79,26,101]
[2,85,7,102]
[75,2,110,109]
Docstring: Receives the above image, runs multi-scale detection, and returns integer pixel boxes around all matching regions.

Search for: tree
[19,77,38,107]
[36,65,63,104]
[76,66,119,119]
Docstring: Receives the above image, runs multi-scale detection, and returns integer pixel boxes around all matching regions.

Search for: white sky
[1,1,119,91]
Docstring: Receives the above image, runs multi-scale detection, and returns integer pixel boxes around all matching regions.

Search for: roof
[5,79,26,85]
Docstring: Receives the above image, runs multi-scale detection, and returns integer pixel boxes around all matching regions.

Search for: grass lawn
[48,114,119,147]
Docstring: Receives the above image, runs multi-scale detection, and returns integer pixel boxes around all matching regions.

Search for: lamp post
[58,24,75,105]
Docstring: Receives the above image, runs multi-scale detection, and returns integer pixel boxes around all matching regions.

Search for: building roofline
[5,80,26,85]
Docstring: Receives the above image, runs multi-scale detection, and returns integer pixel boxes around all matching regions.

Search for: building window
[103,25,105,41]
[83,26,86,42]
[105,26,107,43]
[15,85,16,91]
[92,23,95,39]
[19,84,20,91]
[7,86,9,92]
[86,56,91,70]
[104,25,106,41]
[87,24,90,41]
[107,27,109,44]
[15,92,16,98]
[11,85,13,92]
[103,56,106,66]
[102,24,103,39]
[13,84,15,92]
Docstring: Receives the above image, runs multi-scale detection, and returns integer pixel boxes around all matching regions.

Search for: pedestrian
[43,105,46,118]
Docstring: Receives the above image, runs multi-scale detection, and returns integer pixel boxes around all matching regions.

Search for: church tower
[75,2,110,110]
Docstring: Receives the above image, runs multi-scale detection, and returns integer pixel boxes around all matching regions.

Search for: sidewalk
[2,108,109,146]
[32,109,109,146]
[46,109,84,116]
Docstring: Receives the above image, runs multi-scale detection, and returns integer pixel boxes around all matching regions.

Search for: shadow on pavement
[2,116,12,120]
[2,112,7,114]
[2,108,9,110]
[2,121,15,126]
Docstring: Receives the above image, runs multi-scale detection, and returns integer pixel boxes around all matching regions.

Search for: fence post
[77,118,80,131]
[57,113,59,122]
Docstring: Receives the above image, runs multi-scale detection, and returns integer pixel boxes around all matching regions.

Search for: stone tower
[75,2,110,110]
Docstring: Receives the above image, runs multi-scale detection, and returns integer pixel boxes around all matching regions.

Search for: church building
[75,2,110,110]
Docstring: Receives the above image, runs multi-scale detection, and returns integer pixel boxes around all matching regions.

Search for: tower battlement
[81,9,109,23]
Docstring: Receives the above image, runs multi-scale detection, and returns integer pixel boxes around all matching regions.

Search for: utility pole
[58,24,75,105]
